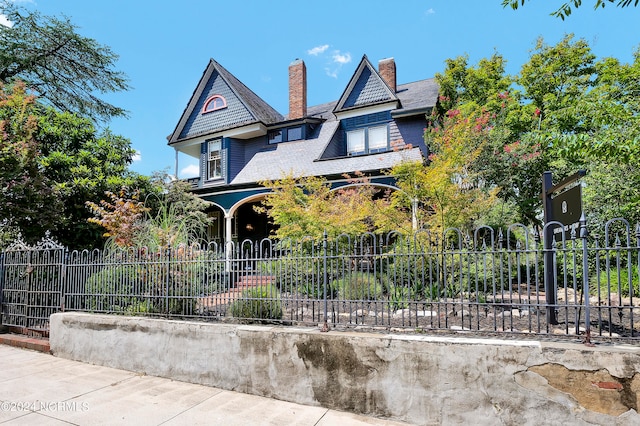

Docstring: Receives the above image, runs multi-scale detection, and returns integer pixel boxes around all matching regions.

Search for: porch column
[224,212,234,285]
[174,149,179,179]
[224,212,233,249]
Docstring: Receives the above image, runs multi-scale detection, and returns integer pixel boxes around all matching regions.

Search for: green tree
[0,3,129,122]
[390,109,498,234]
[518,35,597,136]
[0,81,150,248]
[433,54,545,228]
[36,108,151,248]
[435,35,640,230]
[0,81,61,243]
[502,0,639,19]
[435,53,513,117]
[257,173,390,241]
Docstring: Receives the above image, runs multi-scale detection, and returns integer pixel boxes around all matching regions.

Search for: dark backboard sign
[551,184,582,231]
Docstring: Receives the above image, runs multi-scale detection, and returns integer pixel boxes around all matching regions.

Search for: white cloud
[307,46,352,79]
[0,14,13,28]
[425,8,435,15]
[131,150,142,162]
[180,164,200,178]
[324,67,338,79]
[307,44,329,56]
[332,51,352,65]
[322,50,352,78]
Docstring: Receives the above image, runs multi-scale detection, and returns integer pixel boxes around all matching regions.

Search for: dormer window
[346,124,389,156]
[202,95,227,113]
[343,111,391,156]
[268,125,305,144]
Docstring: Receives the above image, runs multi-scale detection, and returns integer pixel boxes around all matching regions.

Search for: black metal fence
[1,219,639,341]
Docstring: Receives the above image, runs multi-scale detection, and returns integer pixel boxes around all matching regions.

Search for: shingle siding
[343,67,393,108]
[179,71,256,140]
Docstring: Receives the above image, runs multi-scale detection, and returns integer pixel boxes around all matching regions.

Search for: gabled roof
[168,59,283,144]
[333,55,399,113]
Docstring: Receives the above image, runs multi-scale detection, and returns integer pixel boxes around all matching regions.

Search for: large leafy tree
[36,108,152,248]
[0,81,60,242]
[0,81,150,249]
[431,34,640,231]
[0,2,129,122]
[431,54,544,228]
[390,110,498,234]
[257,173,391,241]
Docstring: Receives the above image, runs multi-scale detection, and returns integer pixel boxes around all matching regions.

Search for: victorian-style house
[167,55,439,244]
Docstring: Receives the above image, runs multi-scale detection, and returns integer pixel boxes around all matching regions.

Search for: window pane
[368,125,388,151]
[208,140,221,157]
[268,130,283,144]
[208,140,222,179]
[347,129,365,154]
[287,126,302,141]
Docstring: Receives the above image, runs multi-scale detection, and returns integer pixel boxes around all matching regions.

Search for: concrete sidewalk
[0,345,409,426]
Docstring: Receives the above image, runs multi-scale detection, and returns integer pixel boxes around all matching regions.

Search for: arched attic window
[202,95,227,113]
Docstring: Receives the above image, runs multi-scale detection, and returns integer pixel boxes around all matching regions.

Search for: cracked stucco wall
[50,312,640,425]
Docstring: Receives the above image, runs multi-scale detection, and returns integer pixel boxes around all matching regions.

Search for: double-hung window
[346,124,389,156]
[367,125,389,153]
[346,128,366,155]
[207,139,222,180]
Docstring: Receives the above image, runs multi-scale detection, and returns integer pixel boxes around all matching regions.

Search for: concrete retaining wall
[50,312,640,425]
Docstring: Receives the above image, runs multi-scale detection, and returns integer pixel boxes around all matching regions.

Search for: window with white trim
[346,128,366,155]
[207,139,222,180]
[202,95,227,113]
[368,125,388,153]
[346,124,389,156]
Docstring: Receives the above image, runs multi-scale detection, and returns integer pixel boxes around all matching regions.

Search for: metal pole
[165,246,171,314]
[542,171,558,325]
[411,198,418,232]
[321,231,329,332]
[580,213,593,346]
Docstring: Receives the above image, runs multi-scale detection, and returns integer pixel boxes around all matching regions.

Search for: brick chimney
[378,57,396,93]
[288,59,307,119]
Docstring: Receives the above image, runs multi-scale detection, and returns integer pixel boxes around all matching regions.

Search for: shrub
[85,265,141,312]
[387,284,410,310]
[331,272,387,300]
[381,240,439,300]
[595,264,639,298]
[259,253,336,299]
[85,248,225,315]
[229,284,283,320]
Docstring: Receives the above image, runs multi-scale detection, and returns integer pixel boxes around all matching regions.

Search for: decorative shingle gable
[333,55,399,113]
[168,59,283,145]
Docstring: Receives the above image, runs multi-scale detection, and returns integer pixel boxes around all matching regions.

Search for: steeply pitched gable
[333,55,399,113]
[168,59,283,144]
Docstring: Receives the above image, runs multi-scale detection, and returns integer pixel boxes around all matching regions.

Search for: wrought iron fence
[0,232,65,332]
[1,219,639,341]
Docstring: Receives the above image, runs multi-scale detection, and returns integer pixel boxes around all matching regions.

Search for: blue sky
[9,1,640,178]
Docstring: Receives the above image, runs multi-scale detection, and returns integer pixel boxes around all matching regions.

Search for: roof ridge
[209,58,284,123]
